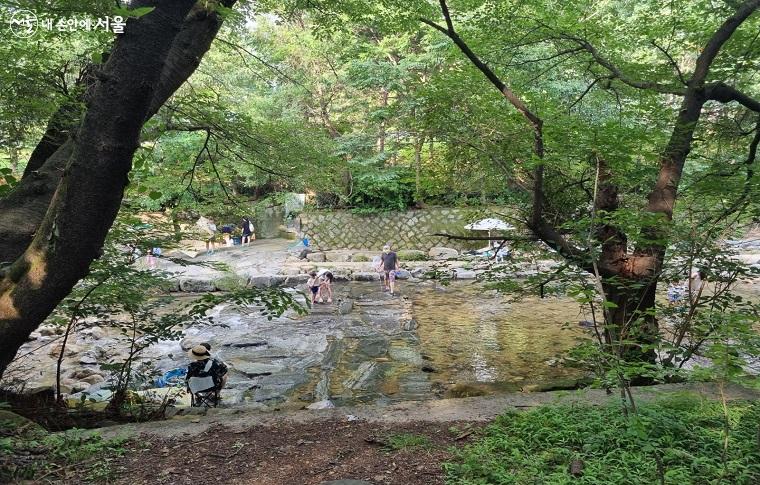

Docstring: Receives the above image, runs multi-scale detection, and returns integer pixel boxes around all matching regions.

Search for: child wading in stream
[318,270,334,303]
[306,271,320,304]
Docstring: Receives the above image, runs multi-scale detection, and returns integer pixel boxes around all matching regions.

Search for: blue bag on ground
[155,367,187,388]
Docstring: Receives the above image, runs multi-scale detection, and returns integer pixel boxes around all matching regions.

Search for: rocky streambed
[8,281,592,410]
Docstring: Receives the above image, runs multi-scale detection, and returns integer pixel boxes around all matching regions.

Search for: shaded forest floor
[92,420,479,485]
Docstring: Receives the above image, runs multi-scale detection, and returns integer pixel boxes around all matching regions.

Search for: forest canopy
[0,0,759,380]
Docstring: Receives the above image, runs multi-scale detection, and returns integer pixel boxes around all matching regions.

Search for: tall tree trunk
[0,1,233,267]
[601,278,658,364]
[8,145,18,175]
[414,135,423,203]
[377,88,389,153]
[0,0,203,379]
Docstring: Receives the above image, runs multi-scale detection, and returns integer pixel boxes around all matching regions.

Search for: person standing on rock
[381,244,400,295]
[197,217,217,255]
[241,216,254,246]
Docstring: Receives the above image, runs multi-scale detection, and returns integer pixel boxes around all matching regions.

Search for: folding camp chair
[190,387,220,408]
[187,359,221,408]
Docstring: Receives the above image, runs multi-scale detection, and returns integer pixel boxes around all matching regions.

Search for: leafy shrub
[397,250,427,261]
[348,169,415,212]
[0,419,125,483]
[445,397,760,484]
[351,254,370,262]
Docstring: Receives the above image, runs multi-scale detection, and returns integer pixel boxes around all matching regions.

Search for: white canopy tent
[464,218,515,231]
[465,218,515,260]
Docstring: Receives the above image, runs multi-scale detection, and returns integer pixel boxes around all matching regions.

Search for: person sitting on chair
[186,344,228,406]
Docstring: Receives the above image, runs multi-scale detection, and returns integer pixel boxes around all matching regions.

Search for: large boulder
[395,269,411,280]
[71,368,101,380]
[306,251,327,262]
[352,272,381,281]
[38,325,61,336]
[337,299,353,315]
[48,343,81,358]
[349,252,375,262]
[82,326,106,340]
[269,275,287,287]
[284,274,310,286]
[179,278,216,293]
[428,247,459,260]
[454,269,477,279]
[248,276,272,288]
[324,251,352,262]
[81,374,105,385]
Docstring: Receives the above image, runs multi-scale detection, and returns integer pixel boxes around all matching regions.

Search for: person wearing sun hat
[185,343,228,395]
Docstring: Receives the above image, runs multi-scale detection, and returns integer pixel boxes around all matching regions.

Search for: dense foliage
[445,395,760,484]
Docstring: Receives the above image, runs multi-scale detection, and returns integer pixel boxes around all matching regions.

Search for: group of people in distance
[186,243,402,407]
[199,216,255,255]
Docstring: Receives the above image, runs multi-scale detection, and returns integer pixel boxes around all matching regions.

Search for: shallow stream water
[12,280,594,409]
[147,281,593,409]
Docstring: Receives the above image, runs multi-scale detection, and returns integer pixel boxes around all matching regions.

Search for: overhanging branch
[706,82,760,111]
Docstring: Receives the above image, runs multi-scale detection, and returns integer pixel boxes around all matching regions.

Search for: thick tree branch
[0,1,236,267]
[706,82,760,111]
[563,35,686,95]
[691,0,760,85]
[0,0,222,378]
[636,0,760,264]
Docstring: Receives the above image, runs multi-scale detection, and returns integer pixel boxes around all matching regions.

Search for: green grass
[384,433,434,451]
[1,415,126,483]
[444,395,760,484]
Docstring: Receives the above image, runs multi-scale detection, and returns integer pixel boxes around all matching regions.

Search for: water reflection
[411,283,590,392]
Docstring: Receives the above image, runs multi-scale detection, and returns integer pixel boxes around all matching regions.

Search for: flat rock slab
[92,382,760,441]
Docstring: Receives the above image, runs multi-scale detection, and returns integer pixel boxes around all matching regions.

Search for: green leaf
[113,6,155,18]
[148,191,162,200]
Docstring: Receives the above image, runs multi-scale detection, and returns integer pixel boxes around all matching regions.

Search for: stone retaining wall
[300,207,510,251]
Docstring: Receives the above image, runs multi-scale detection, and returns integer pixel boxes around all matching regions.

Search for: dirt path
[110,420,473,485]
[76,383,759,484]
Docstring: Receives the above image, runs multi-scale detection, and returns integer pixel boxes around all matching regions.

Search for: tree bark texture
[422,0,760,366]
[0,1,233,268]
[0,0,199,378]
